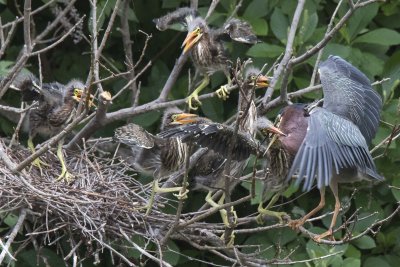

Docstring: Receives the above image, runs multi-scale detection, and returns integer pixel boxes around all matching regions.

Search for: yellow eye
[251,75,256,80]
[195,27,201,33]
[171,114,178,120]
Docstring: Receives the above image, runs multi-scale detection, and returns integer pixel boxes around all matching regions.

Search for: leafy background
[0,0,399,266]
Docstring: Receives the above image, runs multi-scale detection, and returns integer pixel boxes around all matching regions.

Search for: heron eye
[171,114,178,120]
[74,89,80,96]
[195,27,201,33]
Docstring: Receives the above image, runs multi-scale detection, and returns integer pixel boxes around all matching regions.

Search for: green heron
[256,105,307,223]
[113,109,198,214]
[17,74,90,182]
[154,8,257,110]
[160,69,270,241]
[264,56,383,241]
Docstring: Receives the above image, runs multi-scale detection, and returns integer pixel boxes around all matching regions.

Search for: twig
[0,209,27,264]
[262,0,305,106]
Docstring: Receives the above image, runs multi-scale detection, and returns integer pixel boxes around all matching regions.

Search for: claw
[288,218,306,230]
[313,229,335,243]
[186,92,201,110]
[220,231,235,247]
[56,169,74,183]
[256,208,288,225]
[215,85,229,100]
[173,188,189,200]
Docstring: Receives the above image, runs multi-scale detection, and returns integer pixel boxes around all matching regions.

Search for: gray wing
[114,123,155,149]
[153,7,199,31]
[214,18,258,44]
[319,55,382,143]
[287,107,379,192]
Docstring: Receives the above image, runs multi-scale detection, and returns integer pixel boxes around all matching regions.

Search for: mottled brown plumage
[154,8,258,109]
[13,74,87,182]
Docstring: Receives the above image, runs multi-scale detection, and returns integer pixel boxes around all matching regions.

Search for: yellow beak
[73,89,96,108]
[170,113,199,125]
[255,75,271,88]
[182,30,202,54]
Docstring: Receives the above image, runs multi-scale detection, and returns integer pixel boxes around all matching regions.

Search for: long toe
[173,188,189,200]
[215,85,229,100]
[313,229,334,243]
[288,218,306,230]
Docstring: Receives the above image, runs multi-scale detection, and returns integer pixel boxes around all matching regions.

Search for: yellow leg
[186,75,210,110]
[215,76,232,101]
[206,192,236,246]
[256,193,288,224]
[145,179,189,215]
[55,141,74,183]
[27,137,48,175]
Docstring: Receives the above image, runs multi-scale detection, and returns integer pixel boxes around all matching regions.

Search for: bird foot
[256,208,288,225]
[215,85,229,100]
[186,92,201,110]
[288,218,306,230]
[220,231,235,247]
[56,169,74,183]
[173,187,189,200]
[30,158,49,175]
[313,229,335,243]
[220,206,237,227]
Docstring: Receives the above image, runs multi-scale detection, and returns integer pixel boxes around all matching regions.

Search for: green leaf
[382,51,400,102]
[345,3,379,41]
[246,43,284,58]
[352,235,376,249]
[391,177,400,201]
[270,8,289,43]
[363,257,392,267]
[343,257,361,267]
[165,241,180,266]
[3,213,18,227]
[353,29,400,46]
[243,0,269,19]
[247,18,268,36]
[130,111,161,128]
[298,10,318,44]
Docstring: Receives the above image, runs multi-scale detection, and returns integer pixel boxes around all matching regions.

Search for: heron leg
[28,137,48,175]
[314,182,340,242]
[289,187,326,230]
[55,140,74,183]
[215,76,232,101]
[256,192,288,224]
[186,75,210,110]
[145,179,189,215]
[206,192,236,246]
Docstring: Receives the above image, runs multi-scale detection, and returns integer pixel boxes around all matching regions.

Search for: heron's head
[257,117,286,137]
[182,19,206,53]
[169,113,199,125]
[244,67,271,89]
[69,81,96,108]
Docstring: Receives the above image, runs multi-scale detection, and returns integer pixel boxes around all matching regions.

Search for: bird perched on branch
[256,105,308,224]
[16,74,93,182]
[159,68,270,244]
[154,7,258,110]
[263,56,383,241]
[113,108,197,214]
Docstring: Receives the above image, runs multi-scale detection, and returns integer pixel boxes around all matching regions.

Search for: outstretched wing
[153,7,199,31]
[287,107,381,192]
[159,122,260,161]
[319,55,382,143]
[114,123,155,149]
[214,18,258,44]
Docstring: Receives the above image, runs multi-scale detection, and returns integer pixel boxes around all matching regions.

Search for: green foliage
[0,0,399,266]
